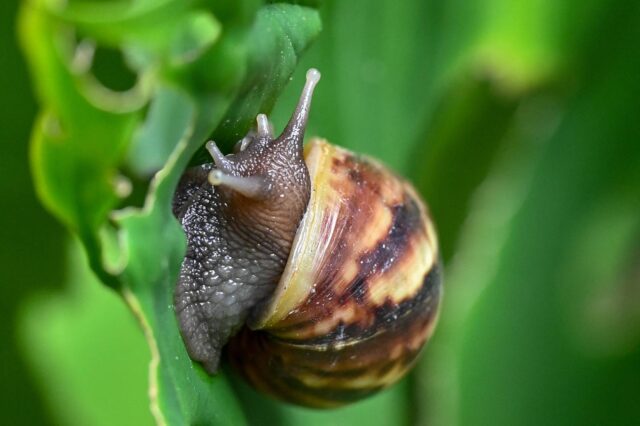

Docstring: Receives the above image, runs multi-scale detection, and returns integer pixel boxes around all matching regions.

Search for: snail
[172,69,442,408]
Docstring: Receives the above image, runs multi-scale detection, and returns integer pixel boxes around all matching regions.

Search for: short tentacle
[206,141,233,171]
[236,135,253,152]
[256,114,274,139]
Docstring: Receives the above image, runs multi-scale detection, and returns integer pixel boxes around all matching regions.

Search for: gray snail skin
[173,69,442,407]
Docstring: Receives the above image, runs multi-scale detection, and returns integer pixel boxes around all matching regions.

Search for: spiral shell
[228,138,442,408]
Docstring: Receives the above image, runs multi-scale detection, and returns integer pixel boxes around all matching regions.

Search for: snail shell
[228,139,442,408]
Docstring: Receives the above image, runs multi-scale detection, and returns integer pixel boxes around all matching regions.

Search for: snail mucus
[172,69,442,408]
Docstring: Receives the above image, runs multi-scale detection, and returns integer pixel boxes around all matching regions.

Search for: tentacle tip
[299,68,321,107]
[208,170,224,186]
[277,68,321,145]
[306,68,321,86]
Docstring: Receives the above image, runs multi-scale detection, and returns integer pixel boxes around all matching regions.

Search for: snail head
[204,69,320,240]
[206,69,320,198]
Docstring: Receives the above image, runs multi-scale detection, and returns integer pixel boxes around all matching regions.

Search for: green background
[2,0,639,425]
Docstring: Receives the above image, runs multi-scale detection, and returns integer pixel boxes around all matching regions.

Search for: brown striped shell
[227,138,442,408]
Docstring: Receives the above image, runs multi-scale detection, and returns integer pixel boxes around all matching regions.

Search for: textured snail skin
[172,71,319,373]
[227,140,442,408]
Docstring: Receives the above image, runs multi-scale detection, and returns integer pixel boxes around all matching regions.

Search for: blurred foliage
[0,1,65,424]
[1,0,638,425]
[19,240,153,426]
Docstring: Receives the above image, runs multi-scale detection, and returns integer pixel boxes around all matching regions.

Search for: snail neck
[174,175,309,374]
[223,194,307,259]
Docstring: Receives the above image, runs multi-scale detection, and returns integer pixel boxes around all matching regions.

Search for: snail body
[173,69,442,408]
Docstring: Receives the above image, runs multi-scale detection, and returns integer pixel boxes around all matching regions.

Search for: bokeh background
[2,0,640,425]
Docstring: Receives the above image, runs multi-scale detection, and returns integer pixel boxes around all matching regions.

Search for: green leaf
[113,5,321,424]
[22,0,322,423]
[127,85,195,176]
[56,1,221,68]
[212,4,322,148]
[20,0,143,285]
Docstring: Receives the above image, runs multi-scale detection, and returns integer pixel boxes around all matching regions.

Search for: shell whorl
[228,139,442,407]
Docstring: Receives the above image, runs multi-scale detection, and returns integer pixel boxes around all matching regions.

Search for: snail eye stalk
[205,141,232,172]
[208,170,271,200]
[256,114,274,139]
[278,68,321,146]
